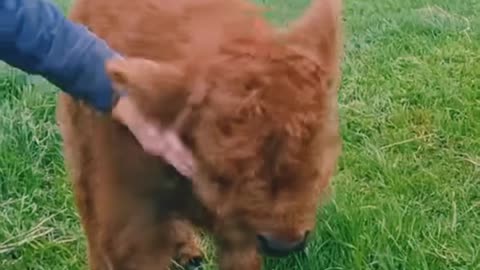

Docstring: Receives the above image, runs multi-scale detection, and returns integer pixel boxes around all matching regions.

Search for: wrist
[111,93,145,133]
[111,88,128,112]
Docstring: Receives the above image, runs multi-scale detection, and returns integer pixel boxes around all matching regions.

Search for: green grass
[1,0,480,269]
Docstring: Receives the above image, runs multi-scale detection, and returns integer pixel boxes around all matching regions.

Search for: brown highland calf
[56,0,344,269]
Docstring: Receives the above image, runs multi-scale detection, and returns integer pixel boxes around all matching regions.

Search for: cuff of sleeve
[68,36,119,112]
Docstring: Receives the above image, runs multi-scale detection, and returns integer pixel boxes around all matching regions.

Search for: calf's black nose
[256,231,309,257]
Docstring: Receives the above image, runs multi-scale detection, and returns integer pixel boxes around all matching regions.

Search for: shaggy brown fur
[56,0,344,269]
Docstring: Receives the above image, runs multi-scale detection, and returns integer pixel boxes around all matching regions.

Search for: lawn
[1,0,479,269]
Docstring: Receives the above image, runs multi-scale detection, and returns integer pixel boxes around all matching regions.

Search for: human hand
[111,96,196,178]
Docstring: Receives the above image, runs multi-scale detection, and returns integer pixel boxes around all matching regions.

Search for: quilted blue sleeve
[0,0,118,112]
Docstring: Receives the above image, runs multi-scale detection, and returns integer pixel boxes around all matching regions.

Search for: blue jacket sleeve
[0,0,118,112]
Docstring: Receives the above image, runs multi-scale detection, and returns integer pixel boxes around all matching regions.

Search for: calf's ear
[281,0,343,76]
[106,57,190,123]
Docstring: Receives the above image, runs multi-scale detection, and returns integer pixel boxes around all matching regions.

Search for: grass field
[1,0,480,269]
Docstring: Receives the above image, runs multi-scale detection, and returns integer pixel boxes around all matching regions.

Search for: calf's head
[105,0,343,257]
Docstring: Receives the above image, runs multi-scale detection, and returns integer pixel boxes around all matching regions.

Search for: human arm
[0,0,195,177]
[0,0,115,111]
